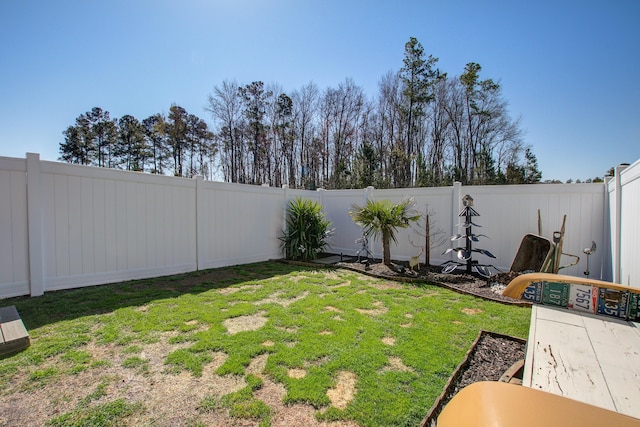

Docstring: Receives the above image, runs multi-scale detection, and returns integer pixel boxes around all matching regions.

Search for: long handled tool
[583,241,596,278]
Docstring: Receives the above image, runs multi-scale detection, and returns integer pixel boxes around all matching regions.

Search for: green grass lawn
[0,262,530,427]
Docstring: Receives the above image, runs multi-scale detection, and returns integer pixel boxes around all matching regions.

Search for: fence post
[365,186,374,203]
[195,175,204,271]
[316,187,325,207]
[26,153,44,296]
[450,182,462,258]
[612,164,628,283]
[282,184,289,240]
[602,175,613,281]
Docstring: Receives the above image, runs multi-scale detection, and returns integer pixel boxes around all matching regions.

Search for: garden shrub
[280,197,332,261]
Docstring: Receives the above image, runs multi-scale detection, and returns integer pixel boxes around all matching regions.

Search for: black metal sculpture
[441,195,497,278]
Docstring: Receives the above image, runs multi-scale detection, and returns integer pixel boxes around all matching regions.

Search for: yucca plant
[349,198,421,266]
[280,197,332,261]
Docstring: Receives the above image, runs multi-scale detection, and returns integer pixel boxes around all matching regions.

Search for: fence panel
[0,157,29,298]
[465,184,606,277]
[318,184,605,277]
[315,188,368,257]
[619,161,640,286]
[39,161,197,292]
[197,181,283,269]
[367,187,455,265]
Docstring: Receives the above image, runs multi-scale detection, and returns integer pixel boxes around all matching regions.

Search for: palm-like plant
[349,198,421,266]
[280,197,332,261]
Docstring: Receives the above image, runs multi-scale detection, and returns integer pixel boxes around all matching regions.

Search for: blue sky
[1,0,638,182]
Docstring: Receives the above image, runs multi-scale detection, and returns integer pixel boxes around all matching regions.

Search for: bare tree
[206,80,243,182]
[321,78,364,188]
[291,82,319,188]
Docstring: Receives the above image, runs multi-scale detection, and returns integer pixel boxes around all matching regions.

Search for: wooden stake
[425,213,430,267]
[538,209,542,236]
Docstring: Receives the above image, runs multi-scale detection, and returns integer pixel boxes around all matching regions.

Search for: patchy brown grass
[254,290,310,307]
[355,301,388,316]
[223,311,268,334]
[381,356,416,374]
[382,336,396,346]
[288,368,307,379]
[326,371,358,410]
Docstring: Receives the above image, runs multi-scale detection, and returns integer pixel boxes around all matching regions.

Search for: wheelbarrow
[511,233,579,274]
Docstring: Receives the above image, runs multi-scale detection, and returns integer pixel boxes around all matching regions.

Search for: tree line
[59,37,541,188]
[59,105,216,179]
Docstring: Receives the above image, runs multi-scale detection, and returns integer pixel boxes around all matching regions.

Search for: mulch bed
[334,258,530,306]
[420,331,526,427]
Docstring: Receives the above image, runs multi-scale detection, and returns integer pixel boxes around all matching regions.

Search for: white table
[524,305,640,419]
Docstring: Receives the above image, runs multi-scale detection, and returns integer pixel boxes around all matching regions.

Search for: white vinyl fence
[1,152,633,299]
[0,154,287,298]
[321,182,608,280]
[608,159,640,286]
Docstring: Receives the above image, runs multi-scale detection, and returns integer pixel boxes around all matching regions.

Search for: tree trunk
[382,231,391,266]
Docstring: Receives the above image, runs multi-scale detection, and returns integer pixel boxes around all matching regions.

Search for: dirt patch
[381,356,415,374]
[223,311,268,335]
[254,291,310,307]
[319,330,333,335]
[382,337,396,346]
[368,282,405,291]
[329,281,351,288]
[326,371,358,410]
[262,340,275,347]
[355,301,388,316]
[325,306,343,313]
[216,284,262,295]
[304,356,330,368]
[461,308,484,315]
[246,353,269,377]
[288,368,307,379]
[138,340,191,370]
[254,378,359,427]
[323,271,342,281]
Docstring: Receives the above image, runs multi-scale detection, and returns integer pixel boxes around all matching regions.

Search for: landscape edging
[420,330,527,427]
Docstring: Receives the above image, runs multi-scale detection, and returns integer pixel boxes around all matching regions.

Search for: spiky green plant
[349,198,421,266]
[280,197,332,261]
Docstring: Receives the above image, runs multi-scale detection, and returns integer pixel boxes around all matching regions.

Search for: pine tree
[399,37,438,186]
[523,148,542,183]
